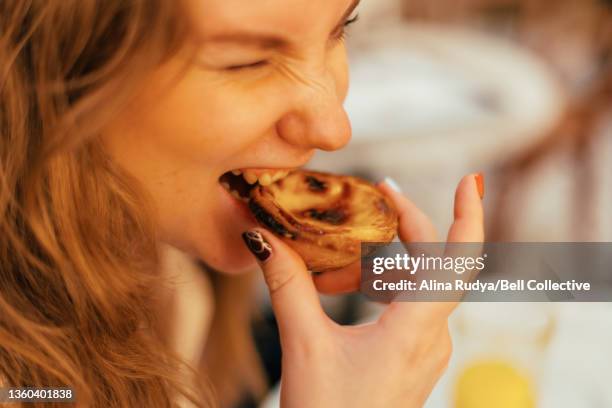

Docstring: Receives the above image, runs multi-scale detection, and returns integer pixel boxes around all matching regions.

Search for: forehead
[184,0,349,40]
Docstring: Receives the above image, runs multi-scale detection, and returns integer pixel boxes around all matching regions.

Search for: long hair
[0,1,263,406]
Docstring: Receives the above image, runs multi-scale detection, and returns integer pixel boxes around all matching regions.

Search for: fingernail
[474,173,485,199]
[382,177,402,193]
[242,230,272,262]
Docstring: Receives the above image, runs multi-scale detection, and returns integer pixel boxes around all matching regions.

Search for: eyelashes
[332,12,360,42]
[345,13,360,28]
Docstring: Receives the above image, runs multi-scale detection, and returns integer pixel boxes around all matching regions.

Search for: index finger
[379,174,485,330]
[446,173,485,244]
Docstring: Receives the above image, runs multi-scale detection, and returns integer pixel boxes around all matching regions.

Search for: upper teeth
[242,169,289,186]
[221,169,291,202]
[244,172,258,184]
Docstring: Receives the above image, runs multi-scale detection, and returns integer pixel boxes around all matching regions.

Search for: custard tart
[248,170,398,271]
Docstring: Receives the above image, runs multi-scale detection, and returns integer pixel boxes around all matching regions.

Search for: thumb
[242,229,328,339]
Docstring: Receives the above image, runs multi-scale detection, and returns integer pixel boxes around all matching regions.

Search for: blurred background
[253,0,612,407]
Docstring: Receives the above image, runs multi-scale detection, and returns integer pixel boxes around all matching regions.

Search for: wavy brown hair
[0,1,263,407]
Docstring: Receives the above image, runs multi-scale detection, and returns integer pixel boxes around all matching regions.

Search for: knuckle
[264,268,297,294]
[436,332,453,373]
[397,336,419,360]
[411,310,440,330]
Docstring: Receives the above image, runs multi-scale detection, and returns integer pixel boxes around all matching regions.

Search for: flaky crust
[249,170,398,271]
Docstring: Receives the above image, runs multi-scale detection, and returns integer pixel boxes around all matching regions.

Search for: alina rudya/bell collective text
[371,278,591,293]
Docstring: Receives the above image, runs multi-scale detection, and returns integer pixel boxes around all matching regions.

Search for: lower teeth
[230,189,249,202]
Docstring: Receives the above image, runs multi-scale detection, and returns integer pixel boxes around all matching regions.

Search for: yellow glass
[449,303,556,408]
[454,359,535,408]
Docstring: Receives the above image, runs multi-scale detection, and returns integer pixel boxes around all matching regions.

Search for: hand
[241,174,484,407]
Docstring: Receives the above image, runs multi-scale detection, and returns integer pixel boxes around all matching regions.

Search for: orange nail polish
[474,173,485,199]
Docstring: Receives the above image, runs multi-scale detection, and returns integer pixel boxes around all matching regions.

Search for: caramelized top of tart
[249,170,397,241]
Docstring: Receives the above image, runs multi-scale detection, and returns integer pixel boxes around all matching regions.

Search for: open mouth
[219,168,291,202]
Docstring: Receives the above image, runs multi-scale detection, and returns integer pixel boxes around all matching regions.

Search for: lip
[230,167,295,176]
[216,150,316,182]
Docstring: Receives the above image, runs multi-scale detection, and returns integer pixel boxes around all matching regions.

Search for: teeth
[220,181,249,201]
[259,173,272,186]
[244,171,258,184]
[236,168,291,186]
[222,169,292,202]
[271,171,288,183]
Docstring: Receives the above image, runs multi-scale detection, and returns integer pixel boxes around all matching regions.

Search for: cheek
[106,75,269,273]
[125,64,282,169]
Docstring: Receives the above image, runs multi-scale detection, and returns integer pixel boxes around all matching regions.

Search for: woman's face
[103,0,357,273]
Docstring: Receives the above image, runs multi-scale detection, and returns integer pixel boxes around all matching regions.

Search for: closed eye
[224,59,269,71]
[222,7,360,71]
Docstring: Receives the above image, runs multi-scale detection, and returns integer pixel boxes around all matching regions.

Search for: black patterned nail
[242,230,272,262]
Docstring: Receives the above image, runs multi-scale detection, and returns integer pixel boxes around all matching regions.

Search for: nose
[276,67,351,152]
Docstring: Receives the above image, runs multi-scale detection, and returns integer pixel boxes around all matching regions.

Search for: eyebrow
[205,0,361,49]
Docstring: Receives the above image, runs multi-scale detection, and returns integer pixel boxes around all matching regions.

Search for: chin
[161,215,259,275]
[190,229,260,275]
[202,249,259,274]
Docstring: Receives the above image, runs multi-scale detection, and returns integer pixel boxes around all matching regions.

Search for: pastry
[248,170,398,271]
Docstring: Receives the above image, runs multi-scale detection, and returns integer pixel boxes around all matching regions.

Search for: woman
[0,0,484,407]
